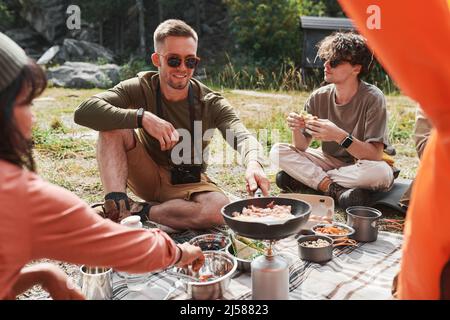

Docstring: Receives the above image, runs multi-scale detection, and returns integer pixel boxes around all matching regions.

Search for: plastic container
[120,215,143,229]
[120,216,150,290]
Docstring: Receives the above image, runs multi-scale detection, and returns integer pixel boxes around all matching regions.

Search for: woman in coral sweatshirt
[0,32,204,300]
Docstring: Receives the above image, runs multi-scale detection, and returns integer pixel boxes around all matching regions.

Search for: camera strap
[155,81,199,164]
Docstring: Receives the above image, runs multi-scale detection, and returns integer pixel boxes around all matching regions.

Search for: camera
[170,165,202,185]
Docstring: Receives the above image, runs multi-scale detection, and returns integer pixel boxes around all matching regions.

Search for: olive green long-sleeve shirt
[74,71,266,171]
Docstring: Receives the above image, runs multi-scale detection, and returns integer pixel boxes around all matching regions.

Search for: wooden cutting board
[278,193,335,229]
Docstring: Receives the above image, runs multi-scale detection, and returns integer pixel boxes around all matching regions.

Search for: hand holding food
[175,242,205,272]
[304,118,346,142]
[142,111,180,151]
[303,113,318,122]
[287,112,306,131]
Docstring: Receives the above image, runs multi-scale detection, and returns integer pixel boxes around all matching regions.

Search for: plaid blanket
[112,230,402,300]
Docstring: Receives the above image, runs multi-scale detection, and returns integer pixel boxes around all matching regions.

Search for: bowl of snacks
[226,236,267,272]
[174,250,237,300]
[188,233,231,251]
[297,235,333,263]
[311,222,355,239]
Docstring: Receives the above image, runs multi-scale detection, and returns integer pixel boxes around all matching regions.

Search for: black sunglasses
[329,59,352,68]
[159,54,200,69]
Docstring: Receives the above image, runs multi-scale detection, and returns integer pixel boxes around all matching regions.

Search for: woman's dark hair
[0,60,47,171]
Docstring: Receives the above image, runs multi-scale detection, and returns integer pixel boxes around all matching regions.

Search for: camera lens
[184,174,195,183]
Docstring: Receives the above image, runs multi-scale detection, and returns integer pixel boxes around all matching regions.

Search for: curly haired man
[270,32,394,209]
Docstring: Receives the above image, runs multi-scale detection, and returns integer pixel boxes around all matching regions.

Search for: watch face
[341,136,353,148]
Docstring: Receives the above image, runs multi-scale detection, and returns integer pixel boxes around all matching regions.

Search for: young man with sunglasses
[74,19,269,230]
[270,32,394,209]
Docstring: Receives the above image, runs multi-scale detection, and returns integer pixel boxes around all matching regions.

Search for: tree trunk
[120,16,124,56]
[115,20,119,53]
[195,0,201,35]
[136,0,146,56]
[98,20,103,46]
[158,0,163,23]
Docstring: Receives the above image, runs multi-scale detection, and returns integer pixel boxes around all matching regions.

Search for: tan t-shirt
[304,81,390,163]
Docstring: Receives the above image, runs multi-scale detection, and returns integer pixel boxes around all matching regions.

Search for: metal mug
[79,265,113,300]
[346,206,382,242]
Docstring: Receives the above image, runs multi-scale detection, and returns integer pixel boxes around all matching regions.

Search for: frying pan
[221,190,311,240]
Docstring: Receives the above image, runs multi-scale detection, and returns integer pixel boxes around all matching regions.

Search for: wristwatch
[340,134,353,149]
[136,107,144,128]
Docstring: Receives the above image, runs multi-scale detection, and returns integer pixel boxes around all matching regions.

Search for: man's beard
[168,78,189,90]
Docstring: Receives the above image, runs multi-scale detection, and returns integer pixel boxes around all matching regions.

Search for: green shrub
[0,3,13,29]
[204,58,307,91]
[120,58,155,81]
[388,110,415,144]
[225,0,302,68]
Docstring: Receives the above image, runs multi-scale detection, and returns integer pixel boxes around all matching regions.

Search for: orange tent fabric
[338,0,450,299]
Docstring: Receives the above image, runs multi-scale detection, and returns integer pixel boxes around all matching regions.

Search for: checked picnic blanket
[112,228,402,300]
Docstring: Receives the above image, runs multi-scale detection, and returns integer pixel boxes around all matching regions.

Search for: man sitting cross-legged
[74,19,269,231]
[270,32,394,209]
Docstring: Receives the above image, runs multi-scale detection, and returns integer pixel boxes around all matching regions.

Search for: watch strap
[137,107,144,128]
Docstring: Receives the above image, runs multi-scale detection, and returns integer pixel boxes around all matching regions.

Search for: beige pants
[270,143,394,191]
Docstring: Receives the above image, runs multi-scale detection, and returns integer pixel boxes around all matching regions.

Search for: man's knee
[357,161,394,190]
[269,143,294,166]
[98,129,135,152]
[197,193,229,227]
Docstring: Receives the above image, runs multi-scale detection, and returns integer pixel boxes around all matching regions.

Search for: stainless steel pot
[188,233,231,251]
[175,250,237,300]
[346,206,382,242]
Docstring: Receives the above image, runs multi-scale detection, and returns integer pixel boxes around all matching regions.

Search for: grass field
[32,87,418,203]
